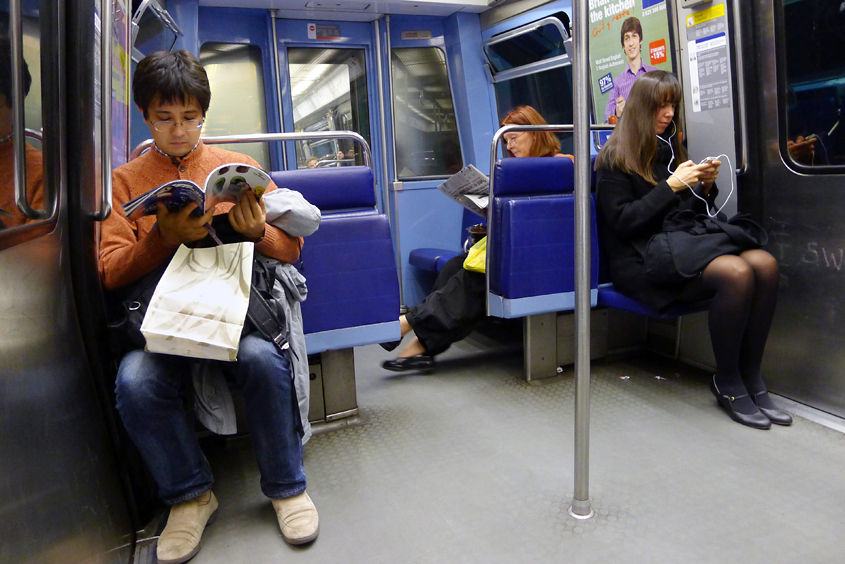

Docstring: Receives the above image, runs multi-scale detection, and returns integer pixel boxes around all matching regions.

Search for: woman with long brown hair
[596,70,789,429]
[381,106,571,372]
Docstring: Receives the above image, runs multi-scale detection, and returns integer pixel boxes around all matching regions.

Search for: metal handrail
[129,131,376,202]
[92,0,114,221]
[486,120,615,521]
[131,131,373,168]
[11,2,48,220]
[732,0,749,175]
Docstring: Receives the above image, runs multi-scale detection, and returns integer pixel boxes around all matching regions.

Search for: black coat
[596,142,718,311]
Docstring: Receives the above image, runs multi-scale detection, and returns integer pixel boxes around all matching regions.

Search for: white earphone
[657,121,734,218]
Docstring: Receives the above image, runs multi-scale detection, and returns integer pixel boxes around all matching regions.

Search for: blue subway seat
[488,157,599,318]
[269,166,400,353]
[592,154,710,319]
[596,284,710,319]
[408,208,485,273]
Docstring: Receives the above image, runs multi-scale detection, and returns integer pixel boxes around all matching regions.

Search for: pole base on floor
[568,498,594,520]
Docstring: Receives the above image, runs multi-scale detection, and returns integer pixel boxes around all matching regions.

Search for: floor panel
[189,339,845,564]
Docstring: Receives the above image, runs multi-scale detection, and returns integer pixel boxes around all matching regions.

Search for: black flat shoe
[379,339,403,352]
[709,377,771,430]
[751,391,793,426]
[381,354,434,373]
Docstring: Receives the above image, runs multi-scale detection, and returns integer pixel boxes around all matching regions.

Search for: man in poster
[604,17,657,123]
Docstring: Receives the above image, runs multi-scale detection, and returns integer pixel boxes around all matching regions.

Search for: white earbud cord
[657,124,734,218]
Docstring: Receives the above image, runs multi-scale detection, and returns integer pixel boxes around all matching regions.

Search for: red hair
[501,106,561,158]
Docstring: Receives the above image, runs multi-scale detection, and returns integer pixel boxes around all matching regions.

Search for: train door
[274,18,384,187]
[746,0,845,416]
[1,0,135,562]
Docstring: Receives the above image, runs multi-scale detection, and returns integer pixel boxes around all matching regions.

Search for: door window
[781,1,845,168]
[391,47,462,179]
[288,47,370,169]
[0,8,51,236]
[200,43,271,169]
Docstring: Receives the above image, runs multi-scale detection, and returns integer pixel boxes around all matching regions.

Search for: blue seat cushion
[270,166,375,212]
[490,193,599,300]
[409,248,461,272]
[493,157,575,197]
[597,285,710,318]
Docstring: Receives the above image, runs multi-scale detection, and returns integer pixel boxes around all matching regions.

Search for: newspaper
[437,164,489,217]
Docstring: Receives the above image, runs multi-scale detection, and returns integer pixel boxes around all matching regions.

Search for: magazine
[121,163,271,220]
[437,164,489,217]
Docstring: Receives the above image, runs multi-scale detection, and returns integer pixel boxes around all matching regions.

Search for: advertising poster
[588,0,675,129]
[112,0,131,167]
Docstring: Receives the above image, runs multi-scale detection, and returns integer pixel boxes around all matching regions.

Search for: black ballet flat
[379,339,403,352]
[751,391,793,426]
[381,354,434,373]
[709,377,771,430]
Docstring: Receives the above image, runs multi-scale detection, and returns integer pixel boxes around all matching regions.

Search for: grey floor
[188,335,845,564]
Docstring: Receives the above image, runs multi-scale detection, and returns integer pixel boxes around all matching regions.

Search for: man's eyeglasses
[504,131,527,145]
[152,119,204,132]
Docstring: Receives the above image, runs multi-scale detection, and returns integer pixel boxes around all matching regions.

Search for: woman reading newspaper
[381,106,573,372]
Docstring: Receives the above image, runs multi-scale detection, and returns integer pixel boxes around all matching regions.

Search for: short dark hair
[620,17,644,46]
[0,37,33,106]
[133,50,210,118]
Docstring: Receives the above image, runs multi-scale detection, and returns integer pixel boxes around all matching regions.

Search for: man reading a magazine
[99,50,317,564]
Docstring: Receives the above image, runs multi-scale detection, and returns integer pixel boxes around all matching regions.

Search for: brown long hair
[502,106,560,157]
[594,70,687,184]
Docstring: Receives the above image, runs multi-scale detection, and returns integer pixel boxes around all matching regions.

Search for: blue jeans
[115,333,306,505]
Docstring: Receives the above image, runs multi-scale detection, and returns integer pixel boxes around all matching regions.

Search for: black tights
[680,250,779,408]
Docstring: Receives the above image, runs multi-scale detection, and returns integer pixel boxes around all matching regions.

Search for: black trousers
[405,253,486,356]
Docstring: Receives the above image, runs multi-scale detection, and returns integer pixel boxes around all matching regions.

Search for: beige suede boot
[271,492,319,545]
[157,491,219,564]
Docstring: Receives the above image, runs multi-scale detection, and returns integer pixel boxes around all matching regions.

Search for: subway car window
[483,16,570,73]
[782,0,845,168]
[493,65,575,155]
[391,47,462,179]
[1,9,49,234]
[199,43,271,170]
[288,48,369,169]
[130,0,180,62]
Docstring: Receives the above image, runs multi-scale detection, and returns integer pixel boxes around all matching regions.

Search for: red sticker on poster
[649,39,667,65]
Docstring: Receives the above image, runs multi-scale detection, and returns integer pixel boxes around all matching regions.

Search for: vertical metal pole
[569,0,594,520]
[374,18,390,217]
[385,15,397,183]
[270,10,288,170]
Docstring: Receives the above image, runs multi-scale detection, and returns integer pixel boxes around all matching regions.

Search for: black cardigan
[596,143,718,311]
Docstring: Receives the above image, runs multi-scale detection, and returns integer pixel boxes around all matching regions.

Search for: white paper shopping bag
[141,243,254,361]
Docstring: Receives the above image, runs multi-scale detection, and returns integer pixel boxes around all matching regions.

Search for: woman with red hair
[381,106,571,372]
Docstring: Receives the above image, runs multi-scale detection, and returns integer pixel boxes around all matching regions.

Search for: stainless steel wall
[0,1,135,562]
[751,0,845,417]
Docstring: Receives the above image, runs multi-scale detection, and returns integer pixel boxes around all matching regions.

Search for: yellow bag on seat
[463,236,487,273]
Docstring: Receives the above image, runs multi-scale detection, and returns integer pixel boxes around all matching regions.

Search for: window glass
[131,0,179,61]
[782,1,845,167]
[288,48,369,169]
[493,65,575,155]
[0,9,49,233]
[200,43,270,169]
[484,14,570,74]
[391,47,462,179]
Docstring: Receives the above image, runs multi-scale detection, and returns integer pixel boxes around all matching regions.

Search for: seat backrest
[268,166,399,350]
[489,157,599,301]
[492,157,575,197]
[270,166,375,213]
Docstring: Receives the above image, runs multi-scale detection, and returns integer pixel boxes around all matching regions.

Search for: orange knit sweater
[99,142,301,291]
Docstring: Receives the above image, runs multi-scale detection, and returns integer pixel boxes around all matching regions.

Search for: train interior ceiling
[2,0,845,563]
